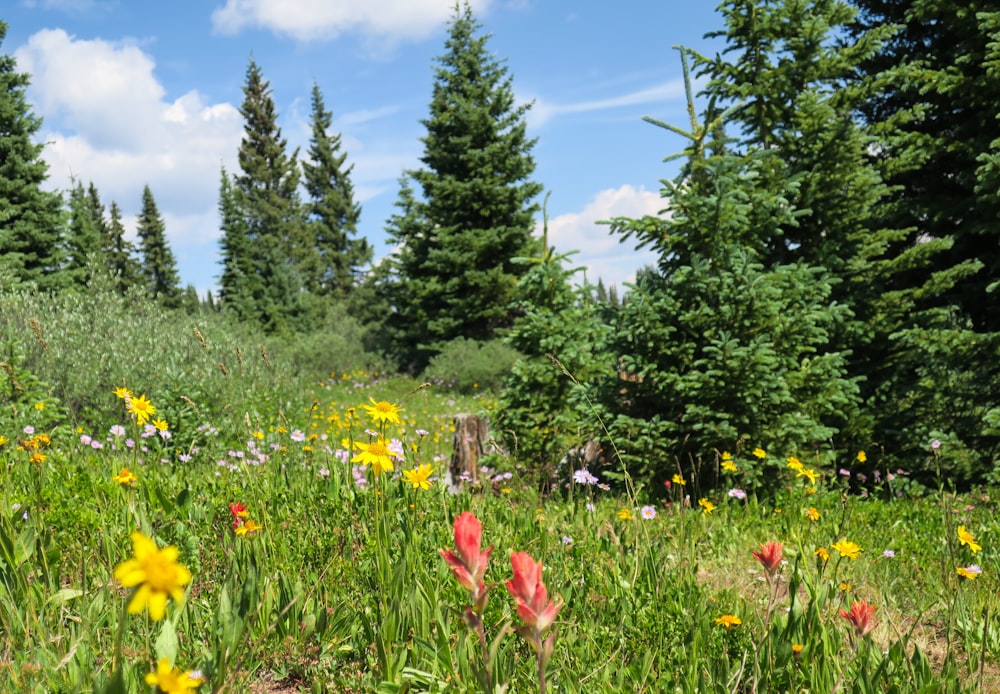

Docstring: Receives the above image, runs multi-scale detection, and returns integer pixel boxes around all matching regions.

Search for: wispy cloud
[527,78,687,128]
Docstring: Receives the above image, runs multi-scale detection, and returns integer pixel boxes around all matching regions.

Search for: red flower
[752,541,784,576]
[439,511,492,608]
[229,501,248,530]
[840,599,877,638]
[506,551,562,634]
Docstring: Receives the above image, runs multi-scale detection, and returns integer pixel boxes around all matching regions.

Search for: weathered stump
[449,413,490,486]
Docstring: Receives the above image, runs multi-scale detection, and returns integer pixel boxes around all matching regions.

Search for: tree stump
[449,414,490,486]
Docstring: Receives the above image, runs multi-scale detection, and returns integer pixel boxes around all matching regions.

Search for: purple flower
[561,536,574,545]
[178,453,192,463]
[728,488,747,500]
[291,429,306,442]
[573,469,599,485]
[640,505,657,519]
[110,424,126,437]
[882,549,895,558]
[839,469,851,477]
[80,434,92,445]
[23,426,34,435]
[931,439,942,450]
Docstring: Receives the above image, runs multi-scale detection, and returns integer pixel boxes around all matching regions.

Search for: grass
[1,292,1000,692]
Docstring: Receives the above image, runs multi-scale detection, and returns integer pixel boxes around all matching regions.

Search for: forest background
[3,0,1000,491]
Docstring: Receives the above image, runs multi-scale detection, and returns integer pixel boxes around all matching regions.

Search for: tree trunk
[450,414,490,486]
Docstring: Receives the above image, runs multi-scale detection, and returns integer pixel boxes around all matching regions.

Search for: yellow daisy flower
[113,532,191,621]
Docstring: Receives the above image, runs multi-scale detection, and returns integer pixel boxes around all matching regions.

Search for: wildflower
[791,644,803,656]
[126,394,156,426]
[234,519,262,537]
[110,424,126,437]
[403,463,434,490]
[228,502,249,529]
[363,398,402,425]
[832,539,862,560]
[814,547,830,562]
[0,435,7,447]
[797,468,820,484]
[145,658,202,693]
[752,447,766,459]
[34,402,44,411]
[839,468,851,477]
[931,439,942,450]
[112,468,137,486]
[752,541,784,576]
[840,599,877,638]
[856,450,867,463]
[617,508,632,521]
[882,549,895,559]
[957,564,982,580]
[957,525,982,553]
[640,505,656,520]
[113,531,191,620]
[806,507,821,521]
[585,502,595,512]
[290,429,306,442]
[715,614,742,629]
[29,452,46,464]
[507,551,562,636]
[561,536,573,545]
[439,511,492,610]
[671,473,686,486]
[699,498,716,514]
[721,452,737,472]
[573,469,599,485]
[23,425,34,435]
[114,386,132,400]
[153,418,169,432]
[351,437,400,475]
[786,456,803,471]
[839,581,851,592]
[728,488,747,500]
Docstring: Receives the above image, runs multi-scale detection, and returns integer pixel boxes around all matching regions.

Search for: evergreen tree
[63,179,104,289]
[852,1,1000,333]
[106,201,141,292]
[219,58,304,332]
[301,82,370,296]
[136,184,181,306]
[383,3,543,370]
[0,20,65,292]
[601,52,858,487]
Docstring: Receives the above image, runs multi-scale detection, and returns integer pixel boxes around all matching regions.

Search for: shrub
[422,338,520,393]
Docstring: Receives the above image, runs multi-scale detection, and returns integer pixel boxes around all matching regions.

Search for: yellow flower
[832,539,862,560]
[796,468,820,484]
[957,525,982,553]
[113,531,191,621]
[671,473,686,486]
[752,447,766,459]
[351,437,400,475]
[856,450,867,463]
[806,507,821,521]
[34,402,45,411]
[112,468,138,486]
[721,452,737,473]
[814,547,830,562]
[699,498,716,514]
[30,452,46,464]
[126,394,156,426]
[618,508,632,521]
[234,519,262,538]
[791,644,803,656]
[144,659,202,693]
[253,430,264,440]
[839,581,851,592]
[715,614,742,629]
[34,433,50,447]
[363,398,402,425]
[153,418,169,431]
[403,463,434,490]
[114,386,133,400]
[786,456,804,471]
[0,435,8,448]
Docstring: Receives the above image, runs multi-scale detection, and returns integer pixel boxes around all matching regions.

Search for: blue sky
[4,1,725,297]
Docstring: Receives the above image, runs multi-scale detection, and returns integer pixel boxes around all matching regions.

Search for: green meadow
[1,291,998,694]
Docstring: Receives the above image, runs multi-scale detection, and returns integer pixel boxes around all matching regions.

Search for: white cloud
[211,0,492,43]
[14,29,245,294]
[527,78,687,128]
[544,185,666,289]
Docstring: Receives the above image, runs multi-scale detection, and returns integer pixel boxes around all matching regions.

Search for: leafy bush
[422,338,521,393]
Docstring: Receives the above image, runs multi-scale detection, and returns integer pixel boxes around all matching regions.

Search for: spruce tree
[63,179,104,289]
[301,82,370,296]
[0,20,65,292]
[136,184,181,306]
[219,58,304,332]
[384,3,543,370]
[106,201,141,292]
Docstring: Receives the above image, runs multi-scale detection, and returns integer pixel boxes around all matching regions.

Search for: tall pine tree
[63,179,104,289]
[219,58,304,332]
[136,184,181,306]
[383,3,543,370]
[106,200,141,292]
[301,82,370,297]
[0,20,65,292]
